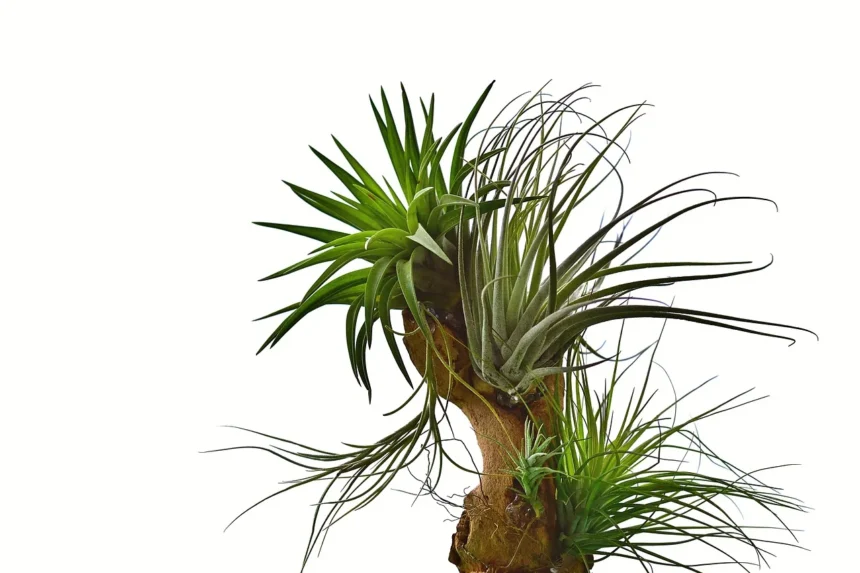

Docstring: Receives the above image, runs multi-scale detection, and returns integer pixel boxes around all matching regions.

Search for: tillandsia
[503,419,562,519]
[544,323,808,570]
[212,81,815,573]
[254,82,504,395]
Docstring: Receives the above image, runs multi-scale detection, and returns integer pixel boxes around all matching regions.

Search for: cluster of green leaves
[210,312,480,572]
[207,375,447,570]
[503,419,561,518]
[256,82,813,401]
[255,82,522,396]
[230,82,813,572]
[535,323,807,570]
[220,84,514,571]
[456,85,814,396]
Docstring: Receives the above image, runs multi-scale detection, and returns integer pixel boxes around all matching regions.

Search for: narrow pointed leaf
[253,222,346,243]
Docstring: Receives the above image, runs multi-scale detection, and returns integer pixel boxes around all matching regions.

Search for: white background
[1,1,858,572]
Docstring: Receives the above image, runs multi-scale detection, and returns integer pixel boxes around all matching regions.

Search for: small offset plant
[504,419,562,519]
[210,81,814,572]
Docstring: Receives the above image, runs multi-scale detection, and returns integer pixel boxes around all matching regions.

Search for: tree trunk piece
[402,311,589,573]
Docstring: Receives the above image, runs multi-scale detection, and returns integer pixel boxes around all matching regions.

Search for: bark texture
[402,310,589,573]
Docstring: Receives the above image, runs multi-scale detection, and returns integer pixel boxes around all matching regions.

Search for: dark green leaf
[253,222,346,243]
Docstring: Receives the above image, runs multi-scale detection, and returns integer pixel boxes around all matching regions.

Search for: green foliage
[504,419,562,517]
[536,323,807,570]
[255,82,814,400]
[206,326,473,572]
[455,85,815,395]
[255,83,506,396]
[224,82,814,572]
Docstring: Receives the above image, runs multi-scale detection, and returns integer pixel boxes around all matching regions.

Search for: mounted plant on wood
[209,82,815,572]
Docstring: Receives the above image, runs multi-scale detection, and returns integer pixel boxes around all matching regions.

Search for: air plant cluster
[213,81,812,571]
[542,324,807,569]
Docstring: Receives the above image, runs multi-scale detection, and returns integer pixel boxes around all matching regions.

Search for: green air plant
[546,323,807,571]
[210,82,815,573]
[503,419,562,519]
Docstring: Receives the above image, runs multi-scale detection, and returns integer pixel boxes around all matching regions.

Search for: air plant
[503,419,562,518]
[455,87,812,397]
[255,82,538,395]
[213,81,814,573]
[542,322,807,570]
